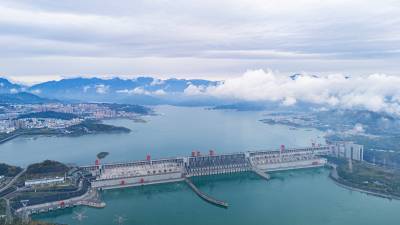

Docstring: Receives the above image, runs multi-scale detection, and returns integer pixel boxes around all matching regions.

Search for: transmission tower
[114,215,127,225]
[5,199,13,224]
[20,200,30,224]
[348,158,353,173]
[73,210,87,225]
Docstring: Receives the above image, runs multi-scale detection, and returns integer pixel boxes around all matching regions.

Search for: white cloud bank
[95,84,109,94]
[1,0,400,78]
[116,88,166,96]
[185,69,400,115]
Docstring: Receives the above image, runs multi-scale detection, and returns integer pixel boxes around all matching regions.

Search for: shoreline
[328,167,400,201]
[22,166,398,219]
[0,125,130,145]
[0,133,23,144]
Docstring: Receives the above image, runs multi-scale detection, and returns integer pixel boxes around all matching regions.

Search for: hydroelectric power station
[14,141,363,215]
[80,142,363,207]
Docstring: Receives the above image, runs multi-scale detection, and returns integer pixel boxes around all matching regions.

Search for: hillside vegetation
[26,160,69,178]
[0,163,22,177]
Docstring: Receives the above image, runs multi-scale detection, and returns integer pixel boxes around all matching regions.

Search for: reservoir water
[0,106,323,166]
[34,170,400,225]
[1,106,399,224]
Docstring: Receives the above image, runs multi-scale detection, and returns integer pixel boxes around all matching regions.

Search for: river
[1,106,399,225]
[0,106,323,166]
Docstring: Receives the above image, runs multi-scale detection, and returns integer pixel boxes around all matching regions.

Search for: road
[0,168,26,193]
[0,132,23,144]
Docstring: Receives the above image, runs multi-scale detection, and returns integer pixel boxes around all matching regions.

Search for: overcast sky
[1,0,400,83]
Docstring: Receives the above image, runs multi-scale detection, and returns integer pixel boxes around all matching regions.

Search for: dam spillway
[185,152,251,177]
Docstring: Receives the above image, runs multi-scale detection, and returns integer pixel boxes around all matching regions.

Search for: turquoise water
[2,106,399,224]
[34,170,400,225]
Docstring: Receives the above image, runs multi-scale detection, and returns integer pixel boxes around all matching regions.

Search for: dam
[16,142,362,215]
[78,144,341,207]
[83,144,335,190]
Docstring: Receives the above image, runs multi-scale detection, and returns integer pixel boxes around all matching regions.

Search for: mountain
[28,77,219,105]
[0,92,57,104]
[289,73,319,80]
[316,109,400,135]
[0,77,24,94]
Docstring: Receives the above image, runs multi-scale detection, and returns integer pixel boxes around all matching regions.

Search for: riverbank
[328,162,400,201]
[0,132,25,144]
[0,121,130,145]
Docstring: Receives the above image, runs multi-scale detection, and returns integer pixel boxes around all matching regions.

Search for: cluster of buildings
[0,120,15,133]
[0,103,140,134]
[27,103,140,119]
[33,103,119,119]
[0,118,83,132]
[261,112,324,128]
[330,141,364,161]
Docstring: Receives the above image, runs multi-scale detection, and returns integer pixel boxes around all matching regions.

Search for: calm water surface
[34,170,400,225]
[2,106,398,225]
[0,106,323,166]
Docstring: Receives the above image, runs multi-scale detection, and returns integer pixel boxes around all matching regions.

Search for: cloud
[95,84,109,94]
[184,69,400,115]
[116,87,166,96]
[353,123,365,133]
[150,78,165,86]
[153,89,166,96]
[31,89,41,94]
[9,88,18,93]
[184,84,208,95]
[83,85,91,93]
[0,0,400,79]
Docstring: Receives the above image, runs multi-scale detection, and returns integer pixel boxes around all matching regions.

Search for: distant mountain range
[0,74,348,108]
[0,75,335,108]
[0,78,25,94]
[22,77,220,105]
[0,76,222,105]
[0,92,57,104]
[0,76,220,105]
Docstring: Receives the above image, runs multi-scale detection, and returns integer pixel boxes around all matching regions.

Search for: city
[0,103,152,146]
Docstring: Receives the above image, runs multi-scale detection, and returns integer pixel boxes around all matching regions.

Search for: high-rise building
[330,141,363,161]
